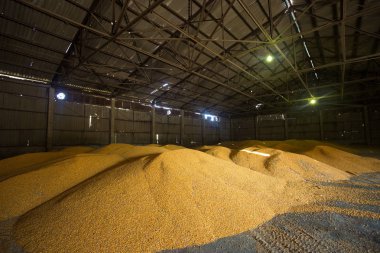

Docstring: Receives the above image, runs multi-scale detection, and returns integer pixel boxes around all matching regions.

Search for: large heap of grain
[10,148,318,253]
[215,140,380,176]
[0,153,125,220]
[230,147,350,181]
[0,146,94,181]
[1,141,379,252]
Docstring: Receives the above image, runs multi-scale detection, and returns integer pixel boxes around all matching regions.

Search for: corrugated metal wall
[204,119,219,144]
[0,79,231,158]
[231,117,255,141]
[155,108,180,145]
[257,114,285,140]
[322,108,365,143]
[53,102,110,147]
[287,111,320,140]
[232,107,379,145]
[369,105,380,144]
[115,108,151,145]
[219,117,231,142]
[0,79,47,157]
[183,113,202,147]
[2,79,379,159]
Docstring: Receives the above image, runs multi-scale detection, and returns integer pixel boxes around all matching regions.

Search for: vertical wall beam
[217,117,221,143]
[284,113,288,140]
[319,110,324,140]
[110,98,116,143]
[255,115,259,140]
[363,106,371,145]
[151,106,156,144]
[229,116,233,141]
[180,109,185,146]
[46,87,55,151]
[201,116,205,145]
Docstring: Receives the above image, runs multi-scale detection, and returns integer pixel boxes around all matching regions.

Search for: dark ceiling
[0,0,379,115]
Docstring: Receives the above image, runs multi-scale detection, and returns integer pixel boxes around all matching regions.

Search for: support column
[319,110,324,140]
[46,87,55,151]
[284,113,288,140]
[217,116,221,143]
[363,106,371,145]
[229,116,233,141]
[151,105,156,144]
[180,109,185,146]
[255,115,259,140]
[201,115,205,145]
[109,98,116,143]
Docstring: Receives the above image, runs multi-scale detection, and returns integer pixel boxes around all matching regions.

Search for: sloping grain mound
[0,147,94,181]
[162,144,186,150]
[205,146,233,161]
[261,150,350,181]
[204,146,350,182]
[13,149,312,253]
[93,143,168,159]
[0,153,124,221]
[304,145,380,174]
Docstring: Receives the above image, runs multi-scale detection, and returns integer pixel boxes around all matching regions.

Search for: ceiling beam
[237,0,313,98]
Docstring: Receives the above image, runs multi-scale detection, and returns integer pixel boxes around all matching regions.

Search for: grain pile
[0,153,124,221]
[205,146,233,161]
[228,147,350,181]
[1,141,379,252]
[217,139,380,176]
[303,145,380,174]
[12,149,317,253]
[93,143,168,159]
[0,146,94,181]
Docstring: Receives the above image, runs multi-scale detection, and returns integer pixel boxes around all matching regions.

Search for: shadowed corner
[160,173,380,253]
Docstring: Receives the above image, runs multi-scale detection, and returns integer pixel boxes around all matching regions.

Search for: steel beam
[46,87,55,151]
[110,98,116,143]
[13,0,260,111]
[69,0,165,74]
[363,105,371,145]
[151,105,156,144]
[180,109,185,145]
[237,0,313,98]
[153,9,288,102]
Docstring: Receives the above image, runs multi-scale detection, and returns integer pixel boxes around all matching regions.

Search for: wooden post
[46,87,55,151]
[109,98,116,143]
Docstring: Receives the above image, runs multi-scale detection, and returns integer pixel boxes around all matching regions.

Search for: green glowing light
[266,55,274,63]
[309,98,317,105]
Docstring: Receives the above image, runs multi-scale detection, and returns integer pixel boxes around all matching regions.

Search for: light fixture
[167,109,171,115]
[255,103,263,110]
[266,55,274,63]
[56,92,66,100]
[309,98,317,105]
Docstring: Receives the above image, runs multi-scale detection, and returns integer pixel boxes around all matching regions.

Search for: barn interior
[0,0,380,252]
